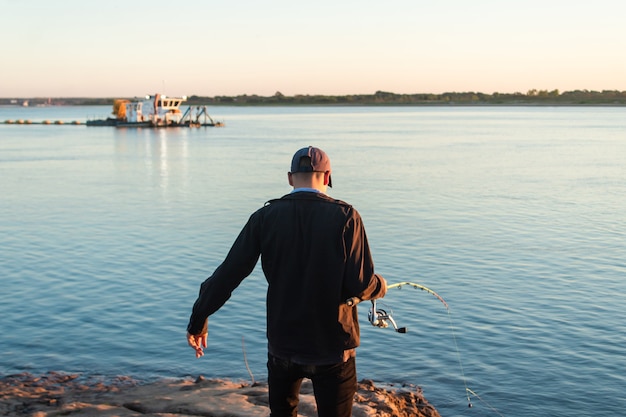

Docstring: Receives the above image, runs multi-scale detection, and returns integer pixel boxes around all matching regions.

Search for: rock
[0,372,440,417]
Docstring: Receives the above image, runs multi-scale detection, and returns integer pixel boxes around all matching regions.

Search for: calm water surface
[1,105,625,417]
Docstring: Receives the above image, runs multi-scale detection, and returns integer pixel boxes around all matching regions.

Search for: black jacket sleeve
[187,212,262,335]
[341,209,387,303]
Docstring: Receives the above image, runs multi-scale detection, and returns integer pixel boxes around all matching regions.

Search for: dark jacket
[187,191,386,364]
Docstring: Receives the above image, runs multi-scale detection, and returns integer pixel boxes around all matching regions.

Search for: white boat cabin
[124,94,186,125]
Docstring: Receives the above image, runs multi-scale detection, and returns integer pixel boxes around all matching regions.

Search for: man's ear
[324,171,331,186]
[288,172,294,186]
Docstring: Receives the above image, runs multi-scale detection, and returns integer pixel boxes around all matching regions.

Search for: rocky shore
[1,371,441,417]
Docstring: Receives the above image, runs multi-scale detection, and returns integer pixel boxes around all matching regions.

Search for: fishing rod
[346,281,448,333]
[346,281,505,416]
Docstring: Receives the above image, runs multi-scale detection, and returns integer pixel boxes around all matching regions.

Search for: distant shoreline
[2,89,626,107]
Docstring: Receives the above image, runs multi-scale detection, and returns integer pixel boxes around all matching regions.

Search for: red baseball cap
[290,146,332,187]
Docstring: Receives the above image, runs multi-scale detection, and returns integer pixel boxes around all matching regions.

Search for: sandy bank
[1,371,441,417]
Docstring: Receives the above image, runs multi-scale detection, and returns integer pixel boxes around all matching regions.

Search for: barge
[87,94,223,128]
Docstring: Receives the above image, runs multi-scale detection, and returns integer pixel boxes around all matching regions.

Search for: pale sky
[2,0,624,97]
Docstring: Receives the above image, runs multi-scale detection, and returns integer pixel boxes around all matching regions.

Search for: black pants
[267,353,357,417]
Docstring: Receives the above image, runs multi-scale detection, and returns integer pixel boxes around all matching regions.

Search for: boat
[87,94,224,128]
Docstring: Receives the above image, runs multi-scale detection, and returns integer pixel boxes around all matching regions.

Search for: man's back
[256,191,381,363]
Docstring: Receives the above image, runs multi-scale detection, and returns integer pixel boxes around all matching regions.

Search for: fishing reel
[368,299,407,333]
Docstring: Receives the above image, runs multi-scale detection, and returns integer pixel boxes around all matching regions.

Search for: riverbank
[0,371,441,417]
[2,88,625,107]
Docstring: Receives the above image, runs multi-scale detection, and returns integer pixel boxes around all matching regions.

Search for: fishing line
[389,282,471,406]
[352,281,505,416]
[466,388,506,417]
[241,336,256,385]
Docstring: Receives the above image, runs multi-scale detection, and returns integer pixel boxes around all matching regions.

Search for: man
[187,146,387,417]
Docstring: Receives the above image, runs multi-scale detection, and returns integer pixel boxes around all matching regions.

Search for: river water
[1,105,625,417]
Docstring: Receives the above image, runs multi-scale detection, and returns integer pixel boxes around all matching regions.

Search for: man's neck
[291,187,324,194]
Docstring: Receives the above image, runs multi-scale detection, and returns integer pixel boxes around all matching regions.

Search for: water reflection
[113,128,189,199]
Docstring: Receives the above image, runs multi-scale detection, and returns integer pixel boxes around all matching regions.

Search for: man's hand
[187,332,208,358]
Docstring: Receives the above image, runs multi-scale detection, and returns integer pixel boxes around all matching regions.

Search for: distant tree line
[3,89,626,106]
[192,89,626,106]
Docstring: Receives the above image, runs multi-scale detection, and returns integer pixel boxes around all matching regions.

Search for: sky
[1,0,625,97]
